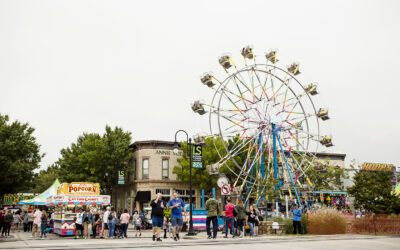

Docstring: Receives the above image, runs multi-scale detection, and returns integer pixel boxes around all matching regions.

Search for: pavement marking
[1,235,399,249]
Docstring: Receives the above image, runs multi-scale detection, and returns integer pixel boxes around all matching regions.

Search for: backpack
[108,213,113,221]
[233,207,238,217]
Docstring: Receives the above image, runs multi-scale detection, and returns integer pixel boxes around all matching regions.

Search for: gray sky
[1,0,399,170]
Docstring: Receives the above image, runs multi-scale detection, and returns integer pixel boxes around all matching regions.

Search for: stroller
[114,218,123,239]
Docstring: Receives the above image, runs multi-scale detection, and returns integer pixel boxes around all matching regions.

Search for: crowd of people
[205,195,264,239]
[1,191,307,240]
[0,208,51,239]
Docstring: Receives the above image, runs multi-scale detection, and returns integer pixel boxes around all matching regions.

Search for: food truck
[47,182,110,236]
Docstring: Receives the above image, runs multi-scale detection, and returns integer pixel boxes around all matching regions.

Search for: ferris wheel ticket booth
[46,182,110,236]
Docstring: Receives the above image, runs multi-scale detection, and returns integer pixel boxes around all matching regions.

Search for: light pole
[173,129,196,236]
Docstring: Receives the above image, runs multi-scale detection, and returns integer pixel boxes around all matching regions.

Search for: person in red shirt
[224,197,235,238]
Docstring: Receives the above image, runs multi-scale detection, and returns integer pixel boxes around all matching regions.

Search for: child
[102,223,109,239]
[132,211,141,237]
[168,221,174,238]
[162,216,168,239]
[95,217,102,238]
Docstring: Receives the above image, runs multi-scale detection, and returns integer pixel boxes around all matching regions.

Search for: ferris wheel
[191,46,333,206]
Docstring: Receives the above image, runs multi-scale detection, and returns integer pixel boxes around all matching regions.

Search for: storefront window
[175,189,185,196]
[162,159,169,179]
[142,158,149,179]
[156,188,170,195]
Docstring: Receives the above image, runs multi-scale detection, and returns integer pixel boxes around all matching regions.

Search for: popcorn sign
[58,182,100,196]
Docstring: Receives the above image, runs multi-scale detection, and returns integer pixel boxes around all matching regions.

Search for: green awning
[19,179,60,205]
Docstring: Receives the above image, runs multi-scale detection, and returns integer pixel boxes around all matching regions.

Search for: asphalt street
[0,231,399,250]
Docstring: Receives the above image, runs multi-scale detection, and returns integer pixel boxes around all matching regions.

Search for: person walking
[120,209,130,239]
[167,192,185,241]
[13,211,22,232]
[224,197,235,238]
[27,210,33,232]
[93,210,103,238]
[150,193,165,242]
[205,192,221,239]
[292,204,302,234]
[3,210,13,237]
[108,208,117,239]
[131,210,141,237]
[23,211,29,232]
[82,208,94,239]
[246,204,257,238]
[74,209,84,239]
[32,208,42,238]
[102,207,110,238]
[40,211,48,239]
[0,210,5,237]
[235,200,246,237]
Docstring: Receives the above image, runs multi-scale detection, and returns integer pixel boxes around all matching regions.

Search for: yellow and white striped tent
[361,162,395,172]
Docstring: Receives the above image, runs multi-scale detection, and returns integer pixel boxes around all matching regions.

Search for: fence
[350,215,400,235]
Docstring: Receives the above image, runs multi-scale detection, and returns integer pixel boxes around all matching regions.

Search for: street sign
[217,176,229,188]
[221,184,231,196]
[191,144,203,169]
[118,170,125,185]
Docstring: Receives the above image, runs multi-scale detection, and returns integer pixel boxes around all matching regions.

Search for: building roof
[129,140,178,151]
[290,150,346,159]
[314,151,347,159]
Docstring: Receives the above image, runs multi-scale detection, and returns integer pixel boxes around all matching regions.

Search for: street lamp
[173,129,196,236]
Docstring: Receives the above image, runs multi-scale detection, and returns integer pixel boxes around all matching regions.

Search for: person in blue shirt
[292,204,302,234]
[167,192,186,241]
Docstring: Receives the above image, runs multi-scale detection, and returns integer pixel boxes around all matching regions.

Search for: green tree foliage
[304,160,346,191]
[32,164,61,193]
[0,114,42,195]
[173,137,234,190]
[172,136,268,194]
[348,170,400,214]
[34,126,132,193]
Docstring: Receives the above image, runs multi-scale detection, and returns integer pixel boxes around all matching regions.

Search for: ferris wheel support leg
[272,123,279,213]
[277,135,301,206]
[256,132,266,207]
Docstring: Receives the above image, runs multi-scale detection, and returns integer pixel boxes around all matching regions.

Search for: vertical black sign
[192,144,203,169]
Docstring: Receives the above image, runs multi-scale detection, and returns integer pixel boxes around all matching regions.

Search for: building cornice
[129,140,179,152]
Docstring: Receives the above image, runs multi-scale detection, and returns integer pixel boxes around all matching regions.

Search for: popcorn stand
[47,182,110,236]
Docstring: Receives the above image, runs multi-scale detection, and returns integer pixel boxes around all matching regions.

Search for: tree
[55,126,132,193]
[172,136,259,192]
[304,161,346,191]
[0,114,42,195]
[348,170,400,214]
[32,164,61,193]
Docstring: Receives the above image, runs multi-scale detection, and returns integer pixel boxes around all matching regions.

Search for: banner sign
[118,170,125,185]
[47,195,110,205]
[58,183,100,196]
[3,194,35,205]
[192,144,203,169]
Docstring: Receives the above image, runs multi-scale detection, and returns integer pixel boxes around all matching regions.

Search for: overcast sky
[1,0,399,170]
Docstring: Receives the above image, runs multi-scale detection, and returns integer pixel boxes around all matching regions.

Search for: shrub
[307,208,347,234]
[271,216,308,234]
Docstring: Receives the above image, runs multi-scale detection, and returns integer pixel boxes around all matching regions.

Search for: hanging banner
[192,144,203,169]
[47,195,111,205]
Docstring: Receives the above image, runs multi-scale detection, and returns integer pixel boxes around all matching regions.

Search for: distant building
[113,140,200,211]
[113,139,348,211]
